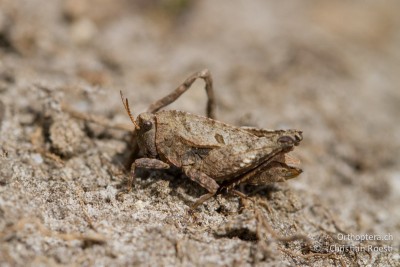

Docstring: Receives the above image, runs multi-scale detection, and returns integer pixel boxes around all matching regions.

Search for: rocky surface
[0,1,399,266]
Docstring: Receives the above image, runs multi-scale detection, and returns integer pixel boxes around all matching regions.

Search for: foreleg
[127,158,170,191]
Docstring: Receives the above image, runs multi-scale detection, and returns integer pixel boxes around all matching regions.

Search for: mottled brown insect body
[121,69,303,209]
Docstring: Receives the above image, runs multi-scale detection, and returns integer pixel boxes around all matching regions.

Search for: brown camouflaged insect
[120,69,302,209]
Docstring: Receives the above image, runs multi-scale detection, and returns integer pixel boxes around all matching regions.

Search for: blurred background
[0,0,399,266]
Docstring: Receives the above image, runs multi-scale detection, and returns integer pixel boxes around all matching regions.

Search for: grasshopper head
[120,91,158,158]
[136,112,157,158]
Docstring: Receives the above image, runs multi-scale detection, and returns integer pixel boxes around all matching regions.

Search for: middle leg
[183,166,220,210]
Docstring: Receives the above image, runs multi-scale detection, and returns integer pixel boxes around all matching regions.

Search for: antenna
[120,91,140,130]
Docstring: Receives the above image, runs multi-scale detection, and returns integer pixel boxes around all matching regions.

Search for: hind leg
[147,69,216,119]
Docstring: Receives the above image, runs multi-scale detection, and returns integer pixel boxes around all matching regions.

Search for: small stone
[31,153,43,165]
[49,115,86,157]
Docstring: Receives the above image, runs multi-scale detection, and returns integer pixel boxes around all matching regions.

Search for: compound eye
[278,135,294,145]
[143,120,153,131]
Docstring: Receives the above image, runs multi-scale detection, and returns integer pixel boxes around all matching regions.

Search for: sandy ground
[0,0,399,266]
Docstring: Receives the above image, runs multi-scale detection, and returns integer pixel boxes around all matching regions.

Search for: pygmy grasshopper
[121,69,302,209]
